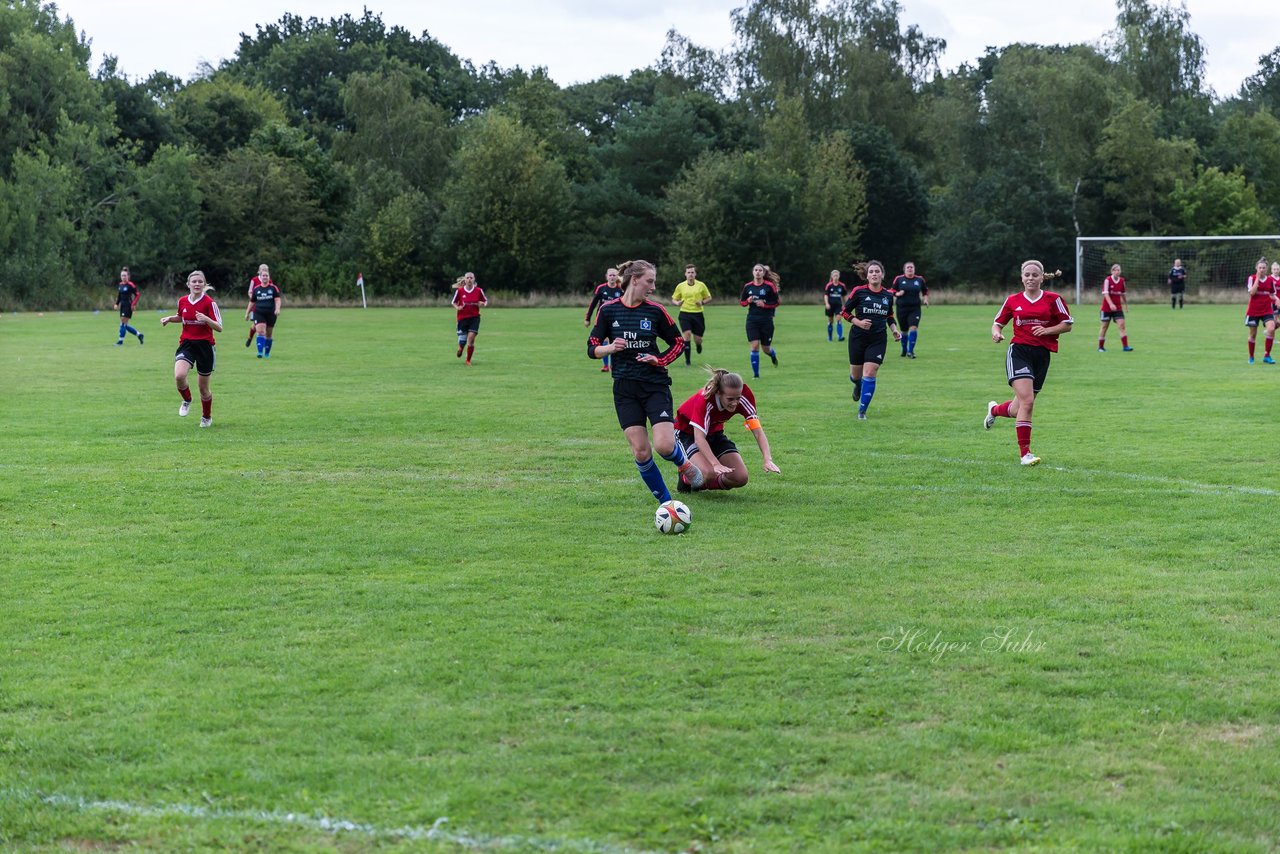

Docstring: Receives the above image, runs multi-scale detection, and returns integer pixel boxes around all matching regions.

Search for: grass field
[2,302,1279,852]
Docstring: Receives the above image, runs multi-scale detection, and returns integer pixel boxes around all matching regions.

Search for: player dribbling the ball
[984,260,1073,466]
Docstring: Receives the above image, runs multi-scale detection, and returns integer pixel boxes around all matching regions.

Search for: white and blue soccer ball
[655,500,692,534]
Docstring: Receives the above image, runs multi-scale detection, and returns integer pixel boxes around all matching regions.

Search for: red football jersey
[674,384,759,435]
[452,286,486,320]
[1246,275,1277,317]
[994,290,1072,352]
[1101,275,1126,310]
[176,294,220,343]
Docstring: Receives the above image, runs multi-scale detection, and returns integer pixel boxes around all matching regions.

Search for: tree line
[3,0,1279,308]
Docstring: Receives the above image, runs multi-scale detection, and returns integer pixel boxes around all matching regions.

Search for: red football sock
[1267,337,1275,357]
[466,344,474,360]
[1099,338,1106,349]
[202,396,212,418]
[703,474,726,491]
[994,400,1014,418]
[1121,336,1129,347]
[1015,421,1032,456]
[179,386,192,402]
[1249,340,1257,358]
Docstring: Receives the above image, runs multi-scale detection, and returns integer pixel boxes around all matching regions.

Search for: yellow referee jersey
[672,280,711,313]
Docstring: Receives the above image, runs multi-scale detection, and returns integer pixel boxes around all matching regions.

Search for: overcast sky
[51,0,1277,98]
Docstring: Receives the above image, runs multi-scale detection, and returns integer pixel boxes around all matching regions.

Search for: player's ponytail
[702,367,744,398]
[451,276,466,290]
[1020,260,1062,280]
[617,259,656,287]
[759,265,781,287]
[852,260,885,282]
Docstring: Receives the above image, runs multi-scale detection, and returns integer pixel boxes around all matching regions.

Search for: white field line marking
[10,790,658,854]
[866,451,1280,497]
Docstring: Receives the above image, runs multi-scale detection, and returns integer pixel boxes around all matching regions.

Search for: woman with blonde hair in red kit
[673,367,780,493]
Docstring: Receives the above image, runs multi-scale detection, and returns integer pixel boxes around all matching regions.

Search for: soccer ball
[655,500,692,534]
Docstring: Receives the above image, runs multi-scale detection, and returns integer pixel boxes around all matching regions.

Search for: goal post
[1074,235,1280,304]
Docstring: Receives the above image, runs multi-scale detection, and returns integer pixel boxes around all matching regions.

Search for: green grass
[2,303,1278,852]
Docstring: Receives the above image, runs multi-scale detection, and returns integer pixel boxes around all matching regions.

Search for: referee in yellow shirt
[671,263,712,365]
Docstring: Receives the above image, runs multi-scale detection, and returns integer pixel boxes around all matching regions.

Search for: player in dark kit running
[160,270,223,428]
[245,263,282,358]
[890,262,928,357]
[983,260,1073,466]
[823,270,847,342]
[740,264,781,378]
[584,267,624,372]
[841,261,901,420]
[674,368,780,494]
[112,267,144,346]
[588,259,704,502]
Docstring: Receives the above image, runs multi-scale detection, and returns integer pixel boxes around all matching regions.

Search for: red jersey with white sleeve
[452,286,486,320]
[177,294,220,343]
[1246,275,1277,317]
[674,384,760,435]
[1101,275,1126,311]
[994,290,1072,352]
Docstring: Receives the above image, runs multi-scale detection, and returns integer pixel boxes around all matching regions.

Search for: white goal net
[1075,235,1280,304]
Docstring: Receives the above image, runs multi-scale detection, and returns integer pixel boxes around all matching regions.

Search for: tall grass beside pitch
[1,304,1277,852]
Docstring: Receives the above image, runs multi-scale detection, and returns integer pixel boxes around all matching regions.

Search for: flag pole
[357,272,367,308]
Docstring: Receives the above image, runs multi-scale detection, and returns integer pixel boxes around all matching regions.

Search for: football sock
[1099,337,1106,349]
[201,396,212,419]
[1121,336,1129,348]
[859,376,877,411]
[704,474,726,490]
[635,456,671,503]
[836,320,843,340]
[1172,297,1176,309]
[901,337,909,355]
[768,347,778,365]
[750,350,760,377]
[1267,337,1274,357]
[466,344,474,361]
[179,386,192,402]
[685,344,692,364]
[257,335,266,356]
[659,443,689,468]
[1016,422,1032,456]
[695,342,702,354]
[851,374,861,399]
[908,329,917,354]
[117,322,126,340]
[827,323,833,341]
[994,400,1014,418]
[125,324,139,338]
[1249,340,1256,358]
[602,354,610,369]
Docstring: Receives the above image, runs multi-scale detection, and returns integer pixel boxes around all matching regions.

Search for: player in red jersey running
[588,259,704,503]
[1244,258,1277,364]
[451,272,488,365]
[1097,263,1132,352]
[160,270,223,428]
[584,268,624,372]
[674,368,780,494]
[983,261,1073,466]
[112,266,144,346]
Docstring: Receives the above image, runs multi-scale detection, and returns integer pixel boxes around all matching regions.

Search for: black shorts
[175,339,216,376]
[1100,310,1125,321]
[457,316,481,336]
[117,305,134,319]
[1245,314,1275,327]
[252,309,277,326]
[824,300,842,318]
[677,428,739,460]
[896,304,922,328]
[1170,282,1186,294]
[746,316,775,347]
[613,378,674,430]
[678,311,706,336]
[848,331,888,365]
[1006,343,1050,394]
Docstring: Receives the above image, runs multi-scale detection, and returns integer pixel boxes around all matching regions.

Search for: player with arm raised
[584,268,623,373]
[823,270,847,342]
[1244,258,1276,364]
[451,272,488,365]
[588,259,703,503]
[160,270,222,427]
[674,368,779,494]
[245,263,282,358]
[1097,263,1132,352]
[841,261,901,420]
[739,264,781,378]
[983,261,1073,466]
[112,267,143,346]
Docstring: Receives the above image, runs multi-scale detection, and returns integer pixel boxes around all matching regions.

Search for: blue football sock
[125,325,138,338]
[256,335,265,355]
[827,323,833,341]
[117,322,126,339]
[859,376,877,411]
[750,350,760,377]
[602,354,610,369]
[659,443,688,468]
[636,456,671,503]
[265,338,273,355]
[908,329,918,354]
[836,320,843,340]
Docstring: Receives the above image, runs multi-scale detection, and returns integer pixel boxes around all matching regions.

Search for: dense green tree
[334,68,453,191]
[1171,166,1274,235]
[435,112,574,290]
[1106,0,1206,108]
[1096,97,1197,234]
[94,56,175,160]
[170,78,287,157]
[1207,110,1280,219]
